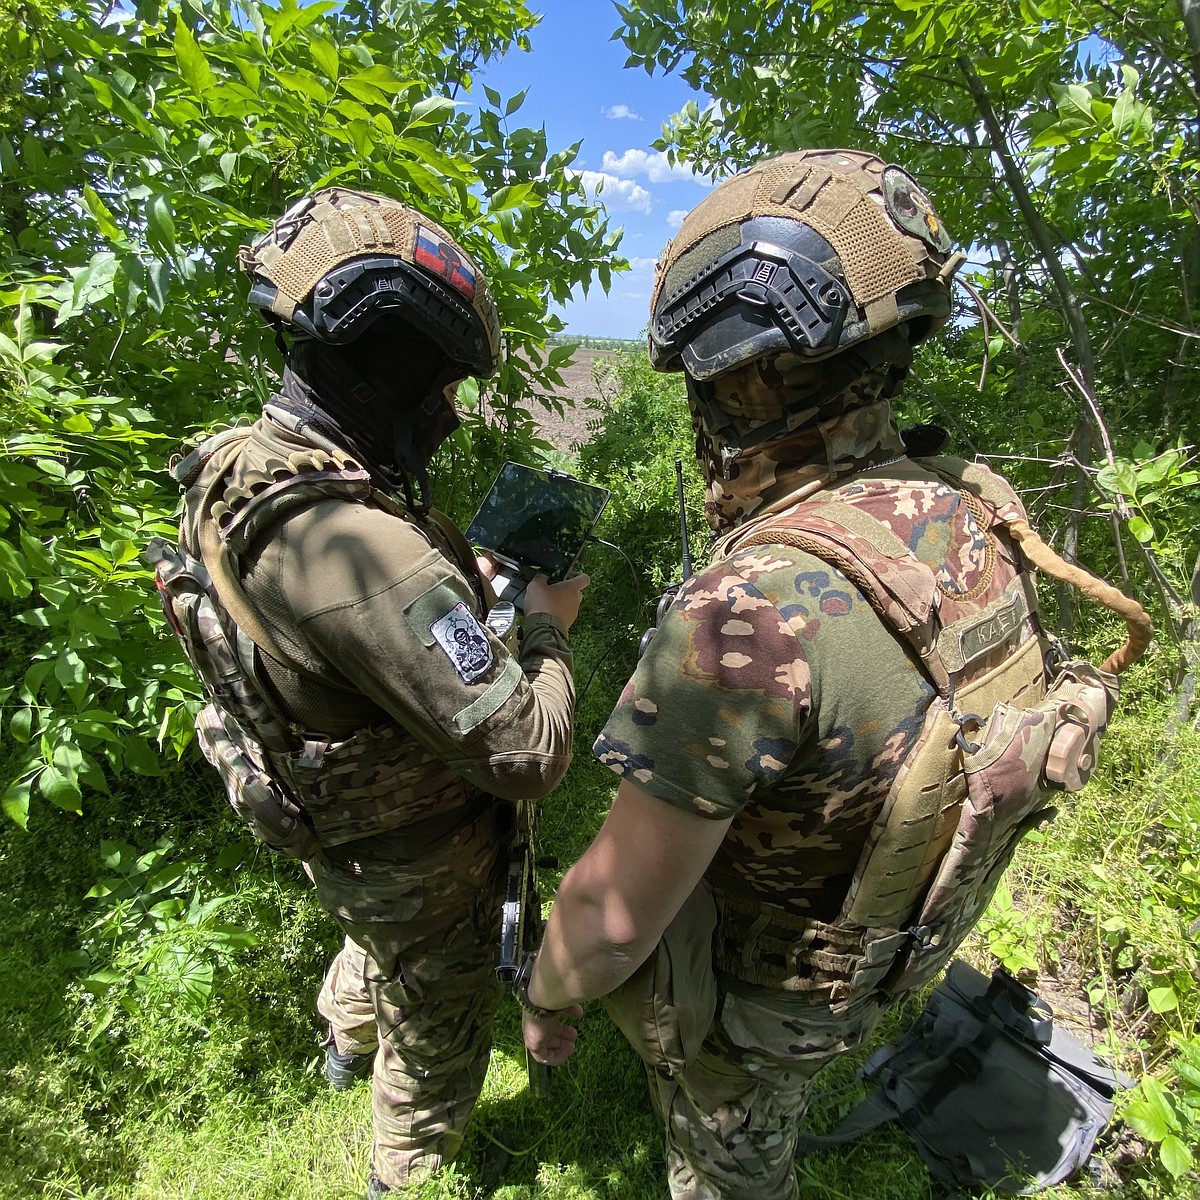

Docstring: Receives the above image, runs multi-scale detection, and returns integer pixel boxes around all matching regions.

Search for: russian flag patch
[414,225,477,300]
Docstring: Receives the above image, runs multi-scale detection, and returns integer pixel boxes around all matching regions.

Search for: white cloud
[574,170,653,215]
[667,209,689,230]
[601,148,706,184]
[627,256,658,272]
[602,104,643,121]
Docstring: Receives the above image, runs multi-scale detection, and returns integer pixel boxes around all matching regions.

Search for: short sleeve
[592,559,812,819]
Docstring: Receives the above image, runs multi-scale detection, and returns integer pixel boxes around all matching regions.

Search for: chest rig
[146,415,494,857]
[706,457,1151,1011]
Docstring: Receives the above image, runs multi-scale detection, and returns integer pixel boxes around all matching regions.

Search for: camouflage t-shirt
[594,469,1026,919]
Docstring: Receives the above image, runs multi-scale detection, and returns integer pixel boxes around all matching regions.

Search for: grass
[1,411,1197,1197]
[2,700,1196,1200]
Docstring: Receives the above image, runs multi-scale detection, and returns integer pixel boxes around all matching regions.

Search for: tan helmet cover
[239,187,501,368]
[651,149,962,374]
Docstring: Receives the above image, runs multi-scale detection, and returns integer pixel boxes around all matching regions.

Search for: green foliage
[613,0,1200,665]
[976,703,1200,1188]
[2,2,1200,1196]
[0,282,183,828]
[1096,442,1200,550]
[576,347,700,601]
[77,837,260,1038]
[1123,1054,1198,1180]
[974,878,1048,979]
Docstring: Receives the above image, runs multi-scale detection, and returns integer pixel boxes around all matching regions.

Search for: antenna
[675,455,691,582]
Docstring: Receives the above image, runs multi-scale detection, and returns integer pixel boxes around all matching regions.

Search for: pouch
[601,882,719,1078]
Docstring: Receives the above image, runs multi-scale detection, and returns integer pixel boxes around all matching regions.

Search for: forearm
[520,783,733,1067]
[526,873,654,1010]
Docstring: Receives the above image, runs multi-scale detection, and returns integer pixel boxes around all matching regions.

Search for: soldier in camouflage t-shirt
[520,151,1042,1200]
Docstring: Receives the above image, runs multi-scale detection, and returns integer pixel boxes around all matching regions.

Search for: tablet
[465,461,610,609]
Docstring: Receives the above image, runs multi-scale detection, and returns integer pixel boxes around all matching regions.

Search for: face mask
[693,362,907,532]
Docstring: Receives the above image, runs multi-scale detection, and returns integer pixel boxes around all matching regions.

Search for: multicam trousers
[309,809,504,1190]
[643,981,886,1200]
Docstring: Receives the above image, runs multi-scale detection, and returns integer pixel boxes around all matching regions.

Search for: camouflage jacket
[180,407,576,853]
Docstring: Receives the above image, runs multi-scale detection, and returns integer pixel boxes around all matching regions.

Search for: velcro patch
[414,225,477,300]
[430,601,493,683]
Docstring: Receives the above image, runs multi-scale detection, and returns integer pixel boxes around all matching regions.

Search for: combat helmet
[239,187,501,378]
[649,149,963,383]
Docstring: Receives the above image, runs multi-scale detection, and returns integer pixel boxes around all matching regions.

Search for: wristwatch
[513,952,562,1019]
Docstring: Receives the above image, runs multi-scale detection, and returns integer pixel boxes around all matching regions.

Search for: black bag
[798,960,1133,1195]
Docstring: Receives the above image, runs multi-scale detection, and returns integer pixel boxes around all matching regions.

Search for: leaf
[9,704,33,744]
[275,70,331,103]
[308,34,340,80]
[145,194,177,256]
[1055,82,1097,123]
[0,538,32,601]
[38,765,83,813]
[173,20,215,97]
[54,648,87,692]
[1160,1134,1194,1178]
[406,96,458,129]
[1124,1077,1178,1141]
[1147,985,1179,1013]
[81,185,125,244]
[1128,515,1154,544]
[1,779,31,828]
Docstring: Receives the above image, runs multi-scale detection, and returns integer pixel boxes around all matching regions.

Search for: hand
[475,552,499,582]
[522,1004,584,1066]
[524,572,589,632]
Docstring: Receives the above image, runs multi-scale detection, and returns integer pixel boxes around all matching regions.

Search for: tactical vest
[146,415,495,858]
[706,457,1151,1011]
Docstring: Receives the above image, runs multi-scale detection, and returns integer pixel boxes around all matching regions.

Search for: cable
[586,535,643,620]
[575,535,647,708]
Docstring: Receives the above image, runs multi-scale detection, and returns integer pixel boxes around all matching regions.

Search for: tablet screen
[466,462,610,582]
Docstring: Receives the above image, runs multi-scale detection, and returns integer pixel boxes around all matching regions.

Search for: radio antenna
[675,455,692,581]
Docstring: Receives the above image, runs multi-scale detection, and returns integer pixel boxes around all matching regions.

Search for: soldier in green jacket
[181,189,586,1197]
[519,150,1048,1199]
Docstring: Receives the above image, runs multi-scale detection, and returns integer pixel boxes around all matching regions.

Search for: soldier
[174,189,586,1197]
[518,149,1054,1198]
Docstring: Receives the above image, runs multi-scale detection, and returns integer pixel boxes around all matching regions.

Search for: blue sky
[469,1,715,340]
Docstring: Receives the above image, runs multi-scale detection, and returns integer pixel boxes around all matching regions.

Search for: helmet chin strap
[689,328,915,478]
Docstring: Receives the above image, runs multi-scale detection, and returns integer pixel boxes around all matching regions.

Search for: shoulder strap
[728,458,1153,677]
[728,483,953,691]
[187,433,390,686]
